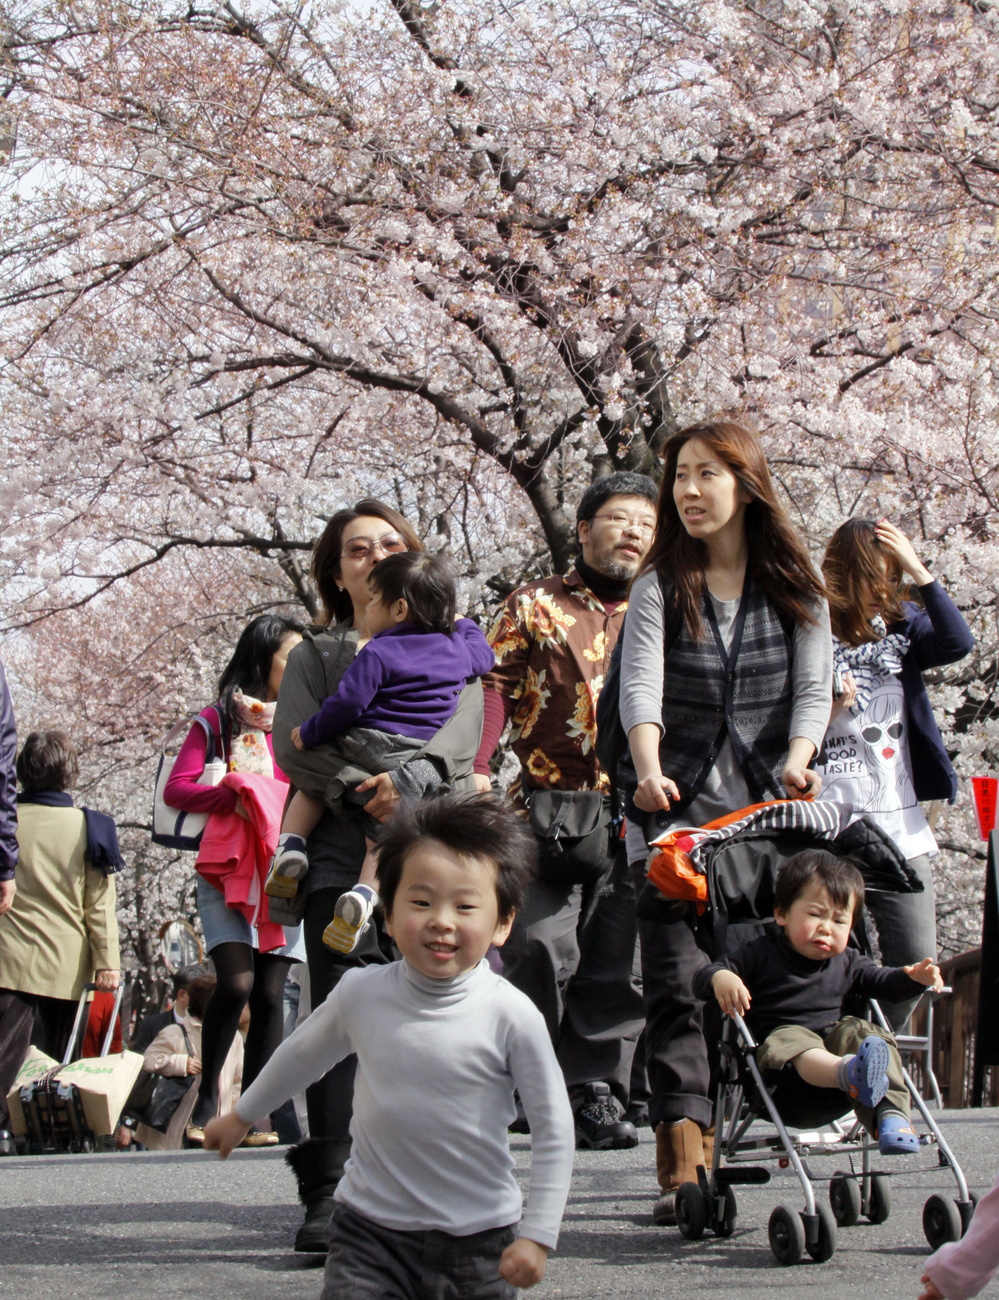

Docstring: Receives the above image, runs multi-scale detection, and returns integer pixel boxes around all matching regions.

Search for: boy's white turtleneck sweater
[236,957,575,1248]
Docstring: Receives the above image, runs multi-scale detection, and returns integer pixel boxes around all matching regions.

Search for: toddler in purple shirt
[265,551,495,952]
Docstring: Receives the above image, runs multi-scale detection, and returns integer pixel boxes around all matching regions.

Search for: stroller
[646,799,973,1267]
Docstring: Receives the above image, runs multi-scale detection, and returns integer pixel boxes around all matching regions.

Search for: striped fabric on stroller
[646,799,973,1266]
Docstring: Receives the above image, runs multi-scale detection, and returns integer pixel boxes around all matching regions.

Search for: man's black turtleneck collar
[574,555,631,605]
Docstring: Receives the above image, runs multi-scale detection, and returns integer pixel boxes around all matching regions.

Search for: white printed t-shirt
[816,673,937,861]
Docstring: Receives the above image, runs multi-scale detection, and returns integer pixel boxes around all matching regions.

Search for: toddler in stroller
[646,799,973,1266]
[695,848,941,1156]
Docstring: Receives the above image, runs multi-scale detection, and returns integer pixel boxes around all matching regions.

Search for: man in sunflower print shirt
[474,471,658,1150]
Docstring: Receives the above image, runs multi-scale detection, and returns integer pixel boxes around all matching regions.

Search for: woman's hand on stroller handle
[712,969,752,1018]
[633,772,680,813]
[783,765,822,799]
[783,737,821,799]
[905,958,944,992]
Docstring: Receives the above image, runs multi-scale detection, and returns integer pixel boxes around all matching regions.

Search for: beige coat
[136,1011,244,1150]
[0,804,119,1000]
[143,1011,243,1115]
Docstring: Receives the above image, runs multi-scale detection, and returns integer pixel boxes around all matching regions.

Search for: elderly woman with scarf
[0,730,122,1140]
[816,519,974,1029]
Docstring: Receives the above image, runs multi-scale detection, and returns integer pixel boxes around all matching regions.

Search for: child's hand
[905,958,944,992]
[203,1111,252,1159]
[291,726,305,751]
[918,1272,944,1300]
[498,1238,548,1289]
[712,969,751,1018]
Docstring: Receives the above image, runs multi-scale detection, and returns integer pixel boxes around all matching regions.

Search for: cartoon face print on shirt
[850,677,917,813]
[861,717,904,766]
[817,674,916,815]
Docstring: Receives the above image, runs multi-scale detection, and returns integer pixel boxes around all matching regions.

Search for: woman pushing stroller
[619,418,833,1222]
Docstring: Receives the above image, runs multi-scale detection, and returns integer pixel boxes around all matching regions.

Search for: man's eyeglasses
[592,512,656,537]
[340,531,409,561]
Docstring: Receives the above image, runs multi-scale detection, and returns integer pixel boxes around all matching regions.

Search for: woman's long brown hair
[642,420,825,639]
[312,498,423,626]
[822,519,906,646]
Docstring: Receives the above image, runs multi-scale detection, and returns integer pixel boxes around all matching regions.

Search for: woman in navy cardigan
[817,519,974,1028]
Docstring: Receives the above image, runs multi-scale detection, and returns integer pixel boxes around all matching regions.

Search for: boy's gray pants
[322,1203,517,1300]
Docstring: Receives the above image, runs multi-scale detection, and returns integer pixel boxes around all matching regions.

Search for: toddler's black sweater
[692,926,924,1042]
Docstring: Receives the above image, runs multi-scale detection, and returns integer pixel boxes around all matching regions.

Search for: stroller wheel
[714,1186,738,1238]
[768,1205,805,1266]
[805,1203,838,1263]
[923,1195,963,1250]
[829,1173,861,1227]
[675,1182,707,1240]
[866,1174,892,1225]
[958,1195,977,1235]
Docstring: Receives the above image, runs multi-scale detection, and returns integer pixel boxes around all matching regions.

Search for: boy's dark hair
[186,975,217,1021]
[369,551,457,635]
[376,793,536,922]
[575,470,658,527]
[774,849,865,917]
[16,731,80,792]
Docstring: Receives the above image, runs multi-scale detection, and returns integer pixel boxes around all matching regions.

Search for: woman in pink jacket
[164,614,303,1144]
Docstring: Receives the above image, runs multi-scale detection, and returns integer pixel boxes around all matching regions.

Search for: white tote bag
[151,707,228,850]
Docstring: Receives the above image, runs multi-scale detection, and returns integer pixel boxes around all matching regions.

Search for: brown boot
[701,1124,715,1171]
[653,1119,706,1226]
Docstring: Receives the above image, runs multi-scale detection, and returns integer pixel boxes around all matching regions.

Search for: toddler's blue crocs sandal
[845,1036,890,1109]
[878,1112,920,1155]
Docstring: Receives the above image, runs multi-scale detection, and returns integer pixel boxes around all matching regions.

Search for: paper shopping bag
[55,1051,145,1136]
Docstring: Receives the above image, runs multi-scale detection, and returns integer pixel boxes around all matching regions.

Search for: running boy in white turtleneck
[205,793,575,1296]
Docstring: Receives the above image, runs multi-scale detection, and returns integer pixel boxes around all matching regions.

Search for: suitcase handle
[62,980,128,1065]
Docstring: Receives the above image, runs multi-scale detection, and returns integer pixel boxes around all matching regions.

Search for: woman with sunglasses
[271,498,485,1254]
[816,519,974,1029]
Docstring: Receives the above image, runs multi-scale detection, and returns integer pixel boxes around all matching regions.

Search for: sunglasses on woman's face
[340,531,408,561]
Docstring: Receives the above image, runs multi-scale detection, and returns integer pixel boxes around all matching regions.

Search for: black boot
[285,1138,351,1253]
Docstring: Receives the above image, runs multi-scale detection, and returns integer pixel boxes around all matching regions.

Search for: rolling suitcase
[18,982,127,1153]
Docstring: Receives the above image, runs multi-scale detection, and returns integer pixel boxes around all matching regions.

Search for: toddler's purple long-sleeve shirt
[298,619,495,748]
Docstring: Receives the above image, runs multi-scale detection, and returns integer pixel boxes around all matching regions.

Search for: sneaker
[877,1111,920,1155]
[322,885,378,954]
[574,1082,639,1150]
[843,1035,891,1110]
[265,835,309,899]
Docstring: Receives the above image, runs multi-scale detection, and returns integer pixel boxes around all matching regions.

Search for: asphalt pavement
[3,1108,997,1299]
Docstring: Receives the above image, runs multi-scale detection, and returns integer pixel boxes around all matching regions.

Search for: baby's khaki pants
[757,1015,909,1135]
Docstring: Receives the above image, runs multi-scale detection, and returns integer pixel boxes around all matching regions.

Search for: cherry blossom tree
[1,0,997,959]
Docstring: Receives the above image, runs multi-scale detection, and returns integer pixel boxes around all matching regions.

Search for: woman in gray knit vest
[619,419,833,1226]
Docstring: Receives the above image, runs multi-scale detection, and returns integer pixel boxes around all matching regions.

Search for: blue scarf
[17,791,124,876]
[832,616,910,715]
